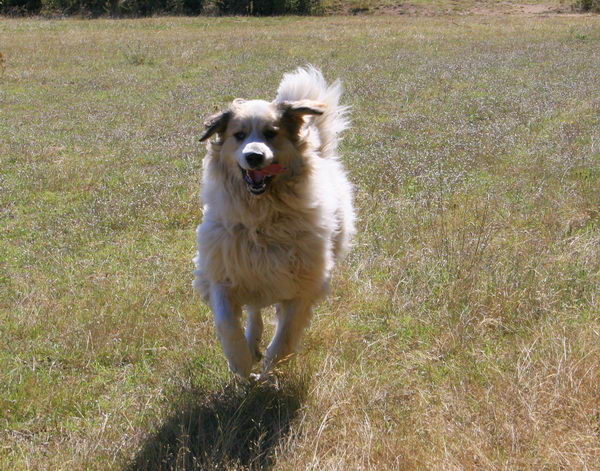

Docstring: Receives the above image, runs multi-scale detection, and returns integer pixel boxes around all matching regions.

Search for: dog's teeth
[240,167,271,196]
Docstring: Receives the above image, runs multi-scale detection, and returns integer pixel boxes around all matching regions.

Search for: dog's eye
[233,132,246,141]
[263,129,278,140]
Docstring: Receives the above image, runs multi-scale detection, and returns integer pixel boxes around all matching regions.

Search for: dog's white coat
[193,67,355,377]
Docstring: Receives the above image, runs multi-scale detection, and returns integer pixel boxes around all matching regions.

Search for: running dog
[193,67,355,378]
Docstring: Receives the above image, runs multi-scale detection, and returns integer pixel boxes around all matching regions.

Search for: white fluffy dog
[193,67,355,378]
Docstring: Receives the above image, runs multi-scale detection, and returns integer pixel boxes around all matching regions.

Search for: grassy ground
[1,14,599,471]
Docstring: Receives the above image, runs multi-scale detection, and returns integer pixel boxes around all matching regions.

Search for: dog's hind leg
[245,307,263,364]
[262,299,313,375]
[210,284,252,378]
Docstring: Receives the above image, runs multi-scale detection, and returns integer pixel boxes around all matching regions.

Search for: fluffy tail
[275,66,349,159]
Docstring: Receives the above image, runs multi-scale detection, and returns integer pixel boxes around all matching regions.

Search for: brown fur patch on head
[277,100,326,138]
[199,110,232,142]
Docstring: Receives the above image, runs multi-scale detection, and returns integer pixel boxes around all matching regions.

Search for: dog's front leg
[262,298,313,375]
[210,283,252,378]
[246,307,264,364]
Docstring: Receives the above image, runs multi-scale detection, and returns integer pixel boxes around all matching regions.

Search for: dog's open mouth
[240,163,286,195]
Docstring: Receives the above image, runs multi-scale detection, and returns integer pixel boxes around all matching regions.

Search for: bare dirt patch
[471,2,573,16]
[365,1,585,16]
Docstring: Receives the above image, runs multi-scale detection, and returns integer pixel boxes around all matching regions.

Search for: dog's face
[200,98,325,195]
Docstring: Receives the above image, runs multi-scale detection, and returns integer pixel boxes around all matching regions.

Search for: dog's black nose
[245,153,264,169]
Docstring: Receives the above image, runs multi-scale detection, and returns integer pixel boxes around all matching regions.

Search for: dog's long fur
[193,67,355,378]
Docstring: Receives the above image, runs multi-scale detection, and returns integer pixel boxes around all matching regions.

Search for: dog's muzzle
[239,164,287,195]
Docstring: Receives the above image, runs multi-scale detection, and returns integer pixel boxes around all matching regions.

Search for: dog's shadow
[128,376,307,471]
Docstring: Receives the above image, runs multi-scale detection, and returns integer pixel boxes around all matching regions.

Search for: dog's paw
[249,371,279,387]
[249,372,262,382]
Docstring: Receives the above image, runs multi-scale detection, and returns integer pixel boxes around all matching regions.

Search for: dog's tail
[275,66,349,159]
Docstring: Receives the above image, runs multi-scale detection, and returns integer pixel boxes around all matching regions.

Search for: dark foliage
[572,0,600,12]
[214,0,322,15]
[0,0,320,16]
[1,0,42,15]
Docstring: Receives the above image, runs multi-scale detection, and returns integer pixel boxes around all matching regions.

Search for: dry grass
[1,14,599,471]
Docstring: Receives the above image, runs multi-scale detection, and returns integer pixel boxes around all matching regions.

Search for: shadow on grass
[128,376,308,471]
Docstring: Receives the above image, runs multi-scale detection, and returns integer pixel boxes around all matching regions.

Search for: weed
[121,41,155,66]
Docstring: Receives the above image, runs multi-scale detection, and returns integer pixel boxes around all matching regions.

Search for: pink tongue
[254,163,287,177]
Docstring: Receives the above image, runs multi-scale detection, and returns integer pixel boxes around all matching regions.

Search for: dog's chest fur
[195,173,334,306]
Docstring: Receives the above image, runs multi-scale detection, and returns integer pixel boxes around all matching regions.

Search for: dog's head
[200,98,325,196]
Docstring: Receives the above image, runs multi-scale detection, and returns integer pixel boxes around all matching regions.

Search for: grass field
[1,13,600,471]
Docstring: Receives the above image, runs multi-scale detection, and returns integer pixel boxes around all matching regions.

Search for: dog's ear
[199,110,232,142]
[280,100,326,116]
[278,100,326,135]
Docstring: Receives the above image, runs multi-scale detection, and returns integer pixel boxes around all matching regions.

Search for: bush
[40,0,113,16]
[214,0,248,14]
[1,0,319,15]
[1,0,205,15]
[572,0,600,12]
[1,0,42,15]
[215,0,320,15]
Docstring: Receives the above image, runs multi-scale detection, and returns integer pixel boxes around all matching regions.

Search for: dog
[193,66,355,378]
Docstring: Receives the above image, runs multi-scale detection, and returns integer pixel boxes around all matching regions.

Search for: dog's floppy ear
[280,100,326,116]
[278,100,326,135]
[279,100,326,119]
[199,110,232,142]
